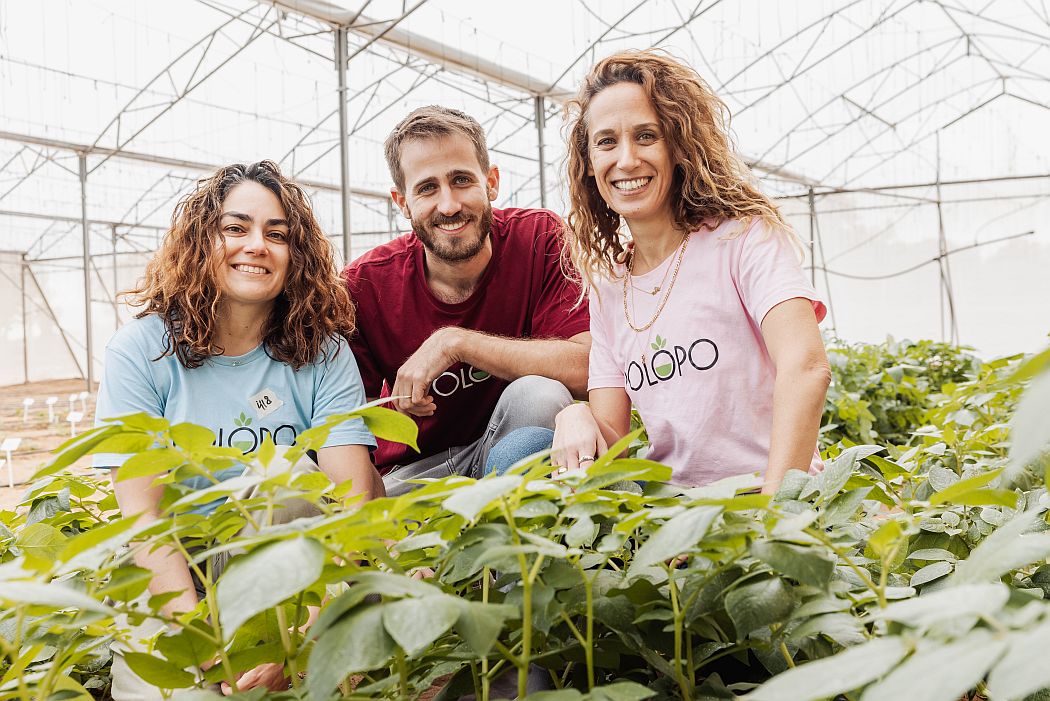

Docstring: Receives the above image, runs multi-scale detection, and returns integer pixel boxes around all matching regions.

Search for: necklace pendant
[649,285,660,295]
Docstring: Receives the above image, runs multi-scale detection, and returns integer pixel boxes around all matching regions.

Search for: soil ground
[0,378,98,510]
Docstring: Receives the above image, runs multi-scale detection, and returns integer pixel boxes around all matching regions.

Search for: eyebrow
[592,122,662,139]
[221,211,289,227]
[411,169,478,191]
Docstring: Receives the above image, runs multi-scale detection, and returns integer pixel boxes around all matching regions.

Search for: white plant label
[249,388,284,419]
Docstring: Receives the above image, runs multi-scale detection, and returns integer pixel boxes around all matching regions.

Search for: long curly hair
[564,49,798,289]
[121,161,354,369]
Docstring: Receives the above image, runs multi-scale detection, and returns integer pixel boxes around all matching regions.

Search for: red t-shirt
[344,207,590,471]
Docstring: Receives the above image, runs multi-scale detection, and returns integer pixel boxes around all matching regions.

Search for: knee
[500,375,573,428]
[486,427,555,476]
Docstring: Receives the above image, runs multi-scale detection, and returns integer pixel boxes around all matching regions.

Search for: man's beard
[411,206,493,263]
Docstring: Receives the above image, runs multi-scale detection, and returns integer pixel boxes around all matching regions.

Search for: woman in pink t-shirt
[552,50,830,493]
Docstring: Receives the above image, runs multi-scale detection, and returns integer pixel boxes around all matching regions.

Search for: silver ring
[579,455,595,463]
[555,466,568,475]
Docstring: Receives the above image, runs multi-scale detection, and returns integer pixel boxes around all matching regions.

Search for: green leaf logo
[234,412,251,427]
[651,335,667,351]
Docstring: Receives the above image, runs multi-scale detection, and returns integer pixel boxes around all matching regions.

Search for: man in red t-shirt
[344,105,590,496]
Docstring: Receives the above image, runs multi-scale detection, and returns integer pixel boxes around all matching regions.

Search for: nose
[436,185,462,217]
[615,140,641,171]
[242,227,269,255]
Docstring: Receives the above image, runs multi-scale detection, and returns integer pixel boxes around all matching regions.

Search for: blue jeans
[485,427,554,476]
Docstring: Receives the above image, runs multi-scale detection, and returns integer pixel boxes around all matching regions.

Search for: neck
[627,214,685,275]
[423,240,493,304]
[216,301,271,356]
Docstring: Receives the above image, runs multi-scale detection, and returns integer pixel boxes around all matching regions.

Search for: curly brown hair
[564,49,799,289]
[121,160,354,369]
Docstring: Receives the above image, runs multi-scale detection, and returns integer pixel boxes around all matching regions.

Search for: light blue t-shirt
[93,315,376,511]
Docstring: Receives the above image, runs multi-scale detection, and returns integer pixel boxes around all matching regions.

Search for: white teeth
[436,221,467,231]
[234,264,268,275]
[614,177,651,192]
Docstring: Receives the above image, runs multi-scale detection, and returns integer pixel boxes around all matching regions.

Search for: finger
[411,378,428,405]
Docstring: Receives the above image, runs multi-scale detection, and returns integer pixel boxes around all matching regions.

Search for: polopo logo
[625,335,719,390]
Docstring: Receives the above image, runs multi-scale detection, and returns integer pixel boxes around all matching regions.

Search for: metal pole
[335,26,352,265]
[79,152,93,389]
[935,132,958,345]
[20,255,28,383]
[534,96,547,209]
[27,264,85,378]
[111,225,120,330]
[807,187,816,286]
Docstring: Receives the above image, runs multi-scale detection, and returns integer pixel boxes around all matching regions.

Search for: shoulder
[493,207,565,241]
[106,314,167,357]
[345,234,416,278]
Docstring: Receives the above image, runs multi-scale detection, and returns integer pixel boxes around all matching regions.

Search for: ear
[390,188,411,219]
[485,165,500,202]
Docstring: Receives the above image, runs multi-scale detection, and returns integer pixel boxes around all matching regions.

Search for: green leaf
[307,605,395,697]
[111,412,170,432]
[58,514,141,564]
[91,433,156,454]
[115,448,185,481]
[750,541,835,589]
[628,506,720,575]
[256,435,276,468]
[929,468,1002,505]
[33,425,119,478]
[986,619,1050,701]
[442,475,522,521]
[122,651,195,689]
[909,561,953,587]
[453,601,517,656]
[565,515,599,548]
[338,405,419,451]
[876,583,1008,626]
[1010,369,1050,474]
[822,487,871,526]
[0,582,113,614]
[588,681,658,701]
[953,511,1050,583]
[747,637,910,701]
[907,548,957,562]
[14,522,66,563]
[171,422,216,451]
[725,577,795,635]
[217,537,325,637]
[859,629,1006,701]
[868,519,905,561]
[382,596,459,657]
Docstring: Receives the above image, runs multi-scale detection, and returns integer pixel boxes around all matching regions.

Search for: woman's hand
[222,662,289,694]
[551,404,608,476]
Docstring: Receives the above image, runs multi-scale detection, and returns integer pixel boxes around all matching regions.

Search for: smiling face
[215,180,290,311]
[586,81,676,233]
[390,133,499,264]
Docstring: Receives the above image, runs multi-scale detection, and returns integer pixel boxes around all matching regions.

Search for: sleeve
[527,215,591,339]
[734,219,827,326]
[313,336,378,450]
[586,286,626,391]
[92,335,165,469]
[343,265,385,398]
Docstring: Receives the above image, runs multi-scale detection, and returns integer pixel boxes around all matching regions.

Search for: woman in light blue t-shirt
[95,161,380,696]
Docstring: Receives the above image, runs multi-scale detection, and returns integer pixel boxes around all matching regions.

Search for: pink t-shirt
[588,217,827,487]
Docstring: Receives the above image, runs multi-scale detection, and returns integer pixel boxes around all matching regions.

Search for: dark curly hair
[121,160,354,369]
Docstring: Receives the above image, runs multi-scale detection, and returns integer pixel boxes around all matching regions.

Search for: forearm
[317,445,385,502]
[764,367,831,491]
[446,327,590,398]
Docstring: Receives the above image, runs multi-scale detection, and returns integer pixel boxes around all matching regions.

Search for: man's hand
[221,662,288,694]
[391,328,462,416]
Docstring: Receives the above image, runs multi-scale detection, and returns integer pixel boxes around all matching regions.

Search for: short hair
[121,161,354,370]
[384,105,491,193]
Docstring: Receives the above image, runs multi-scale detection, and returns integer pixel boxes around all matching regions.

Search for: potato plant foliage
[2,338,1050,701]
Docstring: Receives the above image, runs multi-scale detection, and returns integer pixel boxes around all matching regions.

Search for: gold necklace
[628,247,677,295]
[622,233,690,347]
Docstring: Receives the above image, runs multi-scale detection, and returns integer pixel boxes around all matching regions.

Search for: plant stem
[395,649,409,700]
[499,501,533,698]
[667,564,692,699]
[481,567,491,701]
[275,604,299,685]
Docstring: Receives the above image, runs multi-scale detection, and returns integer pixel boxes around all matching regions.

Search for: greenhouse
[1,0,1050,699]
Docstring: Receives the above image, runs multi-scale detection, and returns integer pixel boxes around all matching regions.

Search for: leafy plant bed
[1,339,1050,700]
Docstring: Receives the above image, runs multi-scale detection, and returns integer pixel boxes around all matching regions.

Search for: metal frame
[3,0,1050,383]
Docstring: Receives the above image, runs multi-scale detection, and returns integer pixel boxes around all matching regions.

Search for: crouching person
[94,161,382,699]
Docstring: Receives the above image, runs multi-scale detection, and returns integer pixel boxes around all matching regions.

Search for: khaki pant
[110,450,321,700]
